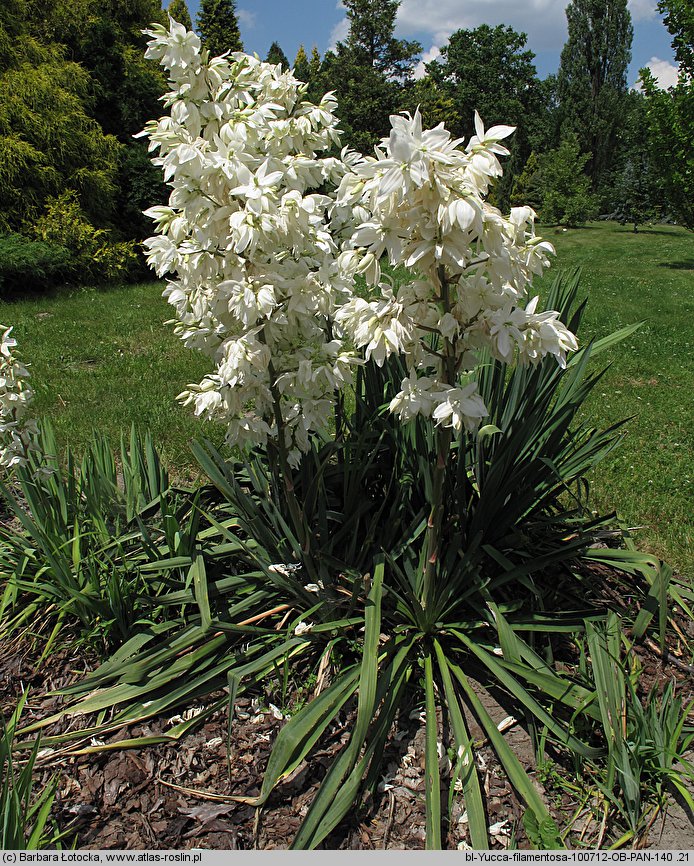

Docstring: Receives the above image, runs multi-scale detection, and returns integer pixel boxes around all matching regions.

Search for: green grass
[0,222,691,572]
[0,281,224,481]
[534,223,693,575]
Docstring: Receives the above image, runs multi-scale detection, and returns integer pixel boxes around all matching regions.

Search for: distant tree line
[0,0,691,294]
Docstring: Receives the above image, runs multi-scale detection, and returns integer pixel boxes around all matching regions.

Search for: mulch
[2,567,694,850]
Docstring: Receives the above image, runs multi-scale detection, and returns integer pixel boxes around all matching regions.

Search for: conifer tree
[167,0,192,30]
[320,0,420,151]
[197,0,243,57]
[341,0,419,78]
[537,134,597,226]
[0,0,122,231]
[293,44,309,81]
[309,46,321,80]
[265,41,289,69]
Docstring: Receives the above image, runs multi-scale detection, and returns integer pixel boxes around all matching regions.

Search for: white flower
[389,374,438,422]
[141,22,576,459]
[335,290,413,367]
[294,621,313,636]
[431,384,488,433]
[0,327,41,471]
[467,111,516,155]
[141,21,357,462]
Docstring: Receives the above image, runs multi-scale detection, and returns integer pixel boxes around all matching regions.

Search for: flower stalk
[422,265,456,614]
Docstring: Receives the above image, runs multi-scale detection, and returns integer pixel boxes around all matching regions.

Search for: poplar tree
[556,0,633,189]
[196,0,243,57]
[167,0,192,30]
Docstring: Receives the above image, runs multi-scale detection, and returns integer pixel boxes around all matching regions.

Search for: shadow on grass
[537,224,687,238]
[0,275,160,306]
[659,261,694,271]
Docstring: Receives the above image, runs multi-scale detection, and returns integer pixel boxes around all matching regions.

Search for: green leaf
[190,553,211,632]
[448,658,559,836]
[423,651,442,849]
[291,560,385,848]
[454,630,602,759]
[434,640,488,849]
[244,666,361,805]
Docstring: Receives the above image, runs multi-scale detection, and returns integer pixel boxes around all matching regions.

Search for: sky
[178,0,680,90]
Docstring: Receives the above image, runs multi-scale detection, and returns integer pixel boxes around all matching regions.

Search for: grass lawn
[534,223,693,575]
[0,221,692,572]
[0,281,224,482]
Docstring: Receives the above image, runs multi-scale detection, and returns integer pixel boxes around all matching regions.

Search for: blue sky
[177,0,680,89]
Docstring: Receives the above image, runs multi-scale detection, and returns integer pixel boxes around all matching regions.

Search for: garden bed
[3,569,693,852]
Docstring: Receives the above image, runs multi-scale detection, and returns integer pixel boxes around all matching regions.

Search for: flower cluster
[142,20,577,450]
[0,326,39,471]
[141,20,356,465]
[335,110,578,431]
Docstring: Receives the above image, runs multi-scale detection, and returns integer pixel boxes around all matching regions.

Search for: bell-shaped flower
[431,383,488,433]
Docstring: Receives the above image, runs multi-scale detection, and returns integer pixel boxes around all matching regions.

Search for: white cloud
[627,0,657,21]
[237,9,256,30]
[328,17,349,51]
[396,0,568,52]
[634,56,680,89]
[414,45,441,79]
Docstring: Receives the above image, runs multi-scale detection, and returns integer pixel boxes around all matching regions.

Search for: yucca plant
[1,692,61,849]
[585,614,694,846]
[16,270,664,848]
[0,423,202,648]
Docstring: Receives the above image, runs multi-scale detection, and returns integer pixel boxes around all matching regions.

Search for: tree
[24,0,166,138]
[319,0,420,151]
[0,0,121,232]
[427,26,539,140]
[536,134,598,226]
[167,0,192,30]
[404,77,461,132]
[196,0,242,57]
[293,44,310,82]
[309,46,322,79]
[293,45,324,102]
[556,0,633,191]
[612,93,664,231]
[424,25,544,208]
[265,41,289,69]
[658,0,694,77]
[22,0,168,243]
[510,152,543,211]
[639,0,694,228]
[340,0,420,78]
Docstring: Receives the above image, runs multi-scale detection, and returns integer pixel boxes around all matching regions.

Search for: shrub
[0,54,121,233]
[537,134,598,226]
[32,191,139,285]
[0,233,70,295]
[31,272,649,849]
